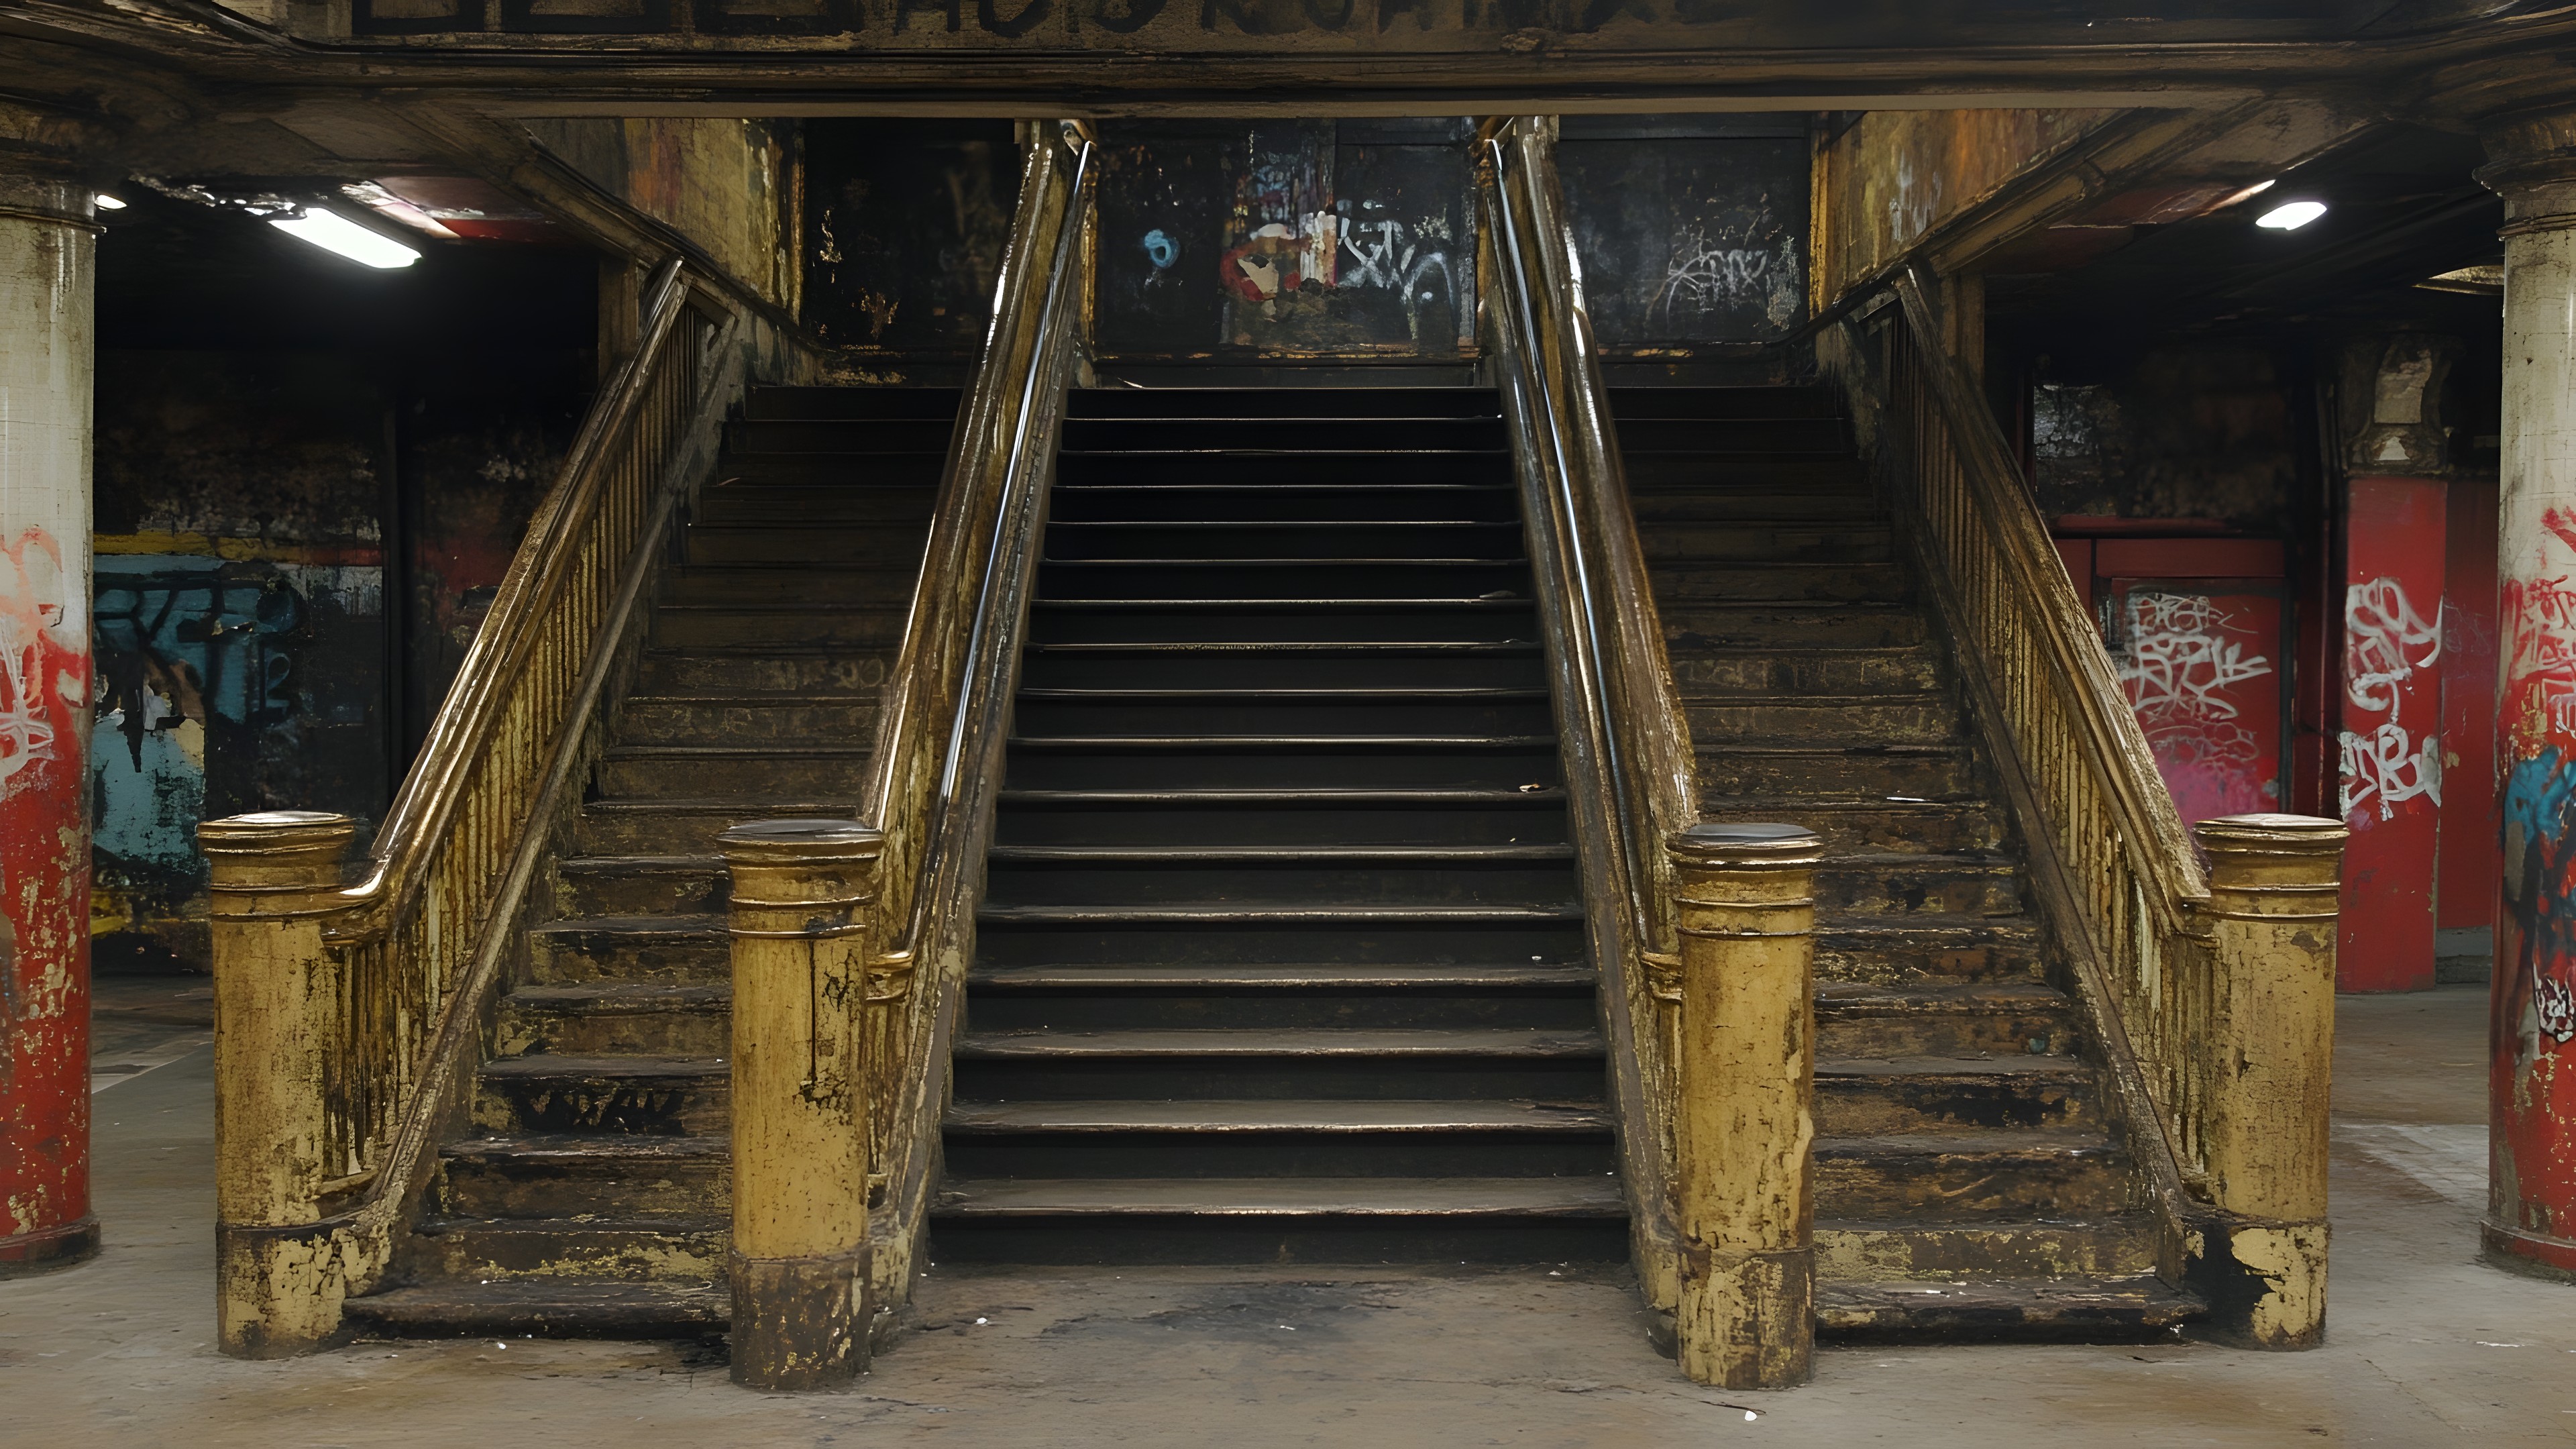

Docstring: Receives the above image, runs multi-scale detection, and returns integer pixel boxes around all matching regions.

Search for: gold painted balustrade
[1835,270,2343,1346]
[208,260,742,1354]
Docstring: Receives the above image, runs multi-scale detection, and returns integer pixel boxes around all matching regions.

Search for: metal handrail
[1474,115,1697,1309]
[845,120,1095,1313]
[329,259,714,937]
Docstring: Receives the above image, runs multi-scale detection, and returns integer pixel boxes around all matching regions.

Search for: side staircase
[931,385,1630,1263]
[343,385,957,1335]
[1615,383,2198,1336]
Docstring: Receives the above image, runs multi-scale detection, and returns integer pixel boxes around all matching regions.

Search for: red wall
[2340,476,2450,993]
[2441,476,2502,934]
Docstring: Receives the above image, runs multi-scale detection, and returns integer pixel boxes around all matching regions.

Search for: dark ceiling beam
[8,0,2576,115]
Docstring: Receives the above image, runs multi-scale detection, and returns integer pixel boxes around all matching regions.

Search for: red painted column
[2339,474,2449,992]
[0,174,98,1273]
[2481,123,2576,1277]
[2442,476,2502,937]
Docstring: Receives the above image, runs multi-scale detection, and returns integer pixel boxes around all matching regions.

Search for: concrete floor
[5,979,2570,1446]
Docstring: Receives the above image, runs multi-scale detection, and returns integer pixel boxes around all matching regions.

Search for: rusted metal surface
[720,818,879,1389]
[1475,114,1696,1322]
[0,176,99,1276]
[1830,270,2340,1346]
[200,260,745,1352]
[1668,822,1819,1389]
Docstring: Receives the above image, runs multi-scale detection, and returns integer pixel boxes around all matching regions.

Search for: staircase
[930,385,1630,1264]
[342,385,956,1336]
[1617,383,2198,1337]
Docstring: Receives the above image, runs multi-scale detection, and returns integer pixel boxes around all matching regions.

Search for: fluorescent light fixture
[268,208,419,269]
[93,194,127,211]
[2255,200,2328,231]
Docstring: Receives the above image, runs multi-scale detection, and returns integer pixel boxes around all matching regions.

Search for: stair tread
[947,1099,1613,1133]
[581,798,850,814]
[1032,642,1540,654]
[442,1132,728,1165]
[935,1176,1626,1217]
[1813,981,2068,1009]
[1815,1275,2201,1327]
[996,787,1566,804]
[602,742,871,757]
[344,1279,728,1329]
[1018,686,1548,700]
[480,1053,727,1079]
[1034,597,1535,610]
[529,914,722,938]
[955,1027,1605,1058]
[1815,1128,2119,1157]
[1816,1054,2089,1079]
[969,963,1594,989]
[1006,735,1558,751]
[986,844,1574,863]
[508,983,730,1010]
[420,1212,725,1235]
[978,903,1584,923]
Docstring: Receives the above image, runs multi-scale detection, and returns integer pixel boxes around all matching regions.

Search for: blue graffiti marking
[1142,229,1179,270]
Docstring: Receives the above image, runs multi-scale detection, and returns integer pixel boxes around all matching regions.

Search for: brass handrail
[1474,115,1697,1313]
[844,119,1096,1318]
[1845,266,2219,1201]
[229,258,744,1318]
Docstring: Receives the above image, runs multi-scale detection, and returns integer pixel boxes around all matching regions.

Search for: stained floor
[4,981,2569,1446]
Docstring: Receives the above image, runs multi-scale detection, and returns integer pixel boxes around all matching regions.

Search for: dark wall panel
[1557,136,1811,350]
[802,119,1022,355]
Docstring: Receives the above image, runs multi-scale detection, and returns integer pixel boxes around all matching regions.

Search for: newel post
[202,810,357,1357]
[718,818,883,1390]
[1666,822,1824,1389]
[2191,813,2347,1348]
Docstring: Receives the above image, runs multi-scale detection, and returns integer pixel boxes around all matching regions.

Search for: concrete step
[1815,1057,2098,1136]
[409,1214,726,1282]
[1815,1275,2202,1340]
[341,1279,728,1338]
[1686,692,1960,746]
[437,1133,729,1218]
[1816,1216,2159,1281]
[1816,1131,2131,1220]
[472,1054,729,1136]
[1669,645,1943,695]
[498,982,730,1058]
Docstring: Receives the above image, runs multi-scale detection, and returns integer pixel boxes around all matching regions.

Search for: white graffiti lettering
[2340,576,2445,820]
[2114,592,2275,747]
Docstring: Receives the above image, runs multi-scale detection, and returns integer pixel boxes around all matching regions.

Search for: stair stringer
[1829,348,2218,1313]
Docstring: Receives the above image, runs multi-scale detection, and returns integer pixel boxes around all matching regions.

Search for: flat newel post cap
[1668,821,1825,869]
[199,810,358,851]
[2193,813,2349,854]
[716,818,885,867]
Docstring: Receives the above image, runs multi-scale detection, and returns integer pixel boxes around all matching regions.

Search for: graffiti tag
[2339,576,2443,820]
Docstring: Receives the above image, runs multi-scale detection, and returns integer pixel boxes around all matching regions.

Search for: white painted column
[0,172,99,1272]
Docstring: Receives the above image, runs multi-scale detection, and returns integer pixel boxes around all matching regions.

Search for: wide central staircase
[931,385,1631,1263]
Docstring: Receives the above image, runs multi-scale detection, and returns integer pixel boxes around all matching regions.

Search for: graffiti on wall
[0,529,85,802]
[2503,508,2576,1046]
[2340,576,2445,822]
[2110,588,2283,823]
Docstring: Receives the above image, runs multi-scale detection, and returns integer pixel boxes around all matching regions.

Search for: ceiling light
[2255,200,2328,231]
[268,208,419,269]
[93,194,127,211]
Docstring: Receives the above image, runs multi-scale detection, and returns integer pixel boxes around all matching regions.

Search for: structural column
[0,171,98,1275]
[2478,118,2576,1276]
[1666,822,1823,1390]
[720,818,881,1390]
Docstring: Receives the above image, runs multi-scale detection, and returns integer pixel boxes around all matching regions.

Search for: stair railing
[1473,115,1700,1324]
[1834,267,2345,1348]
[716,120,1096,1387]
[205,259,743,1356]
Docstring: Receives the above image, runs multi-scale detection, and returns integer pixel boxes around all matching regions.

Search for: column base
[0,1215,100,1277]
[2482,1219,2576,1281]
[729,1246,870,1390]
